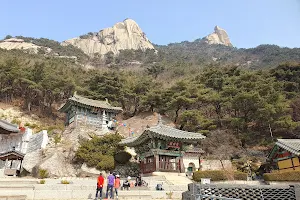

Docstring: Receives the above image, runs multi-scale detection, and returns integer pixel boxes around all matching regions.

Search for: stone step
[0,195,26,200]
[0,180,38,185]
[114,195,152,200]
[0,185,34,190]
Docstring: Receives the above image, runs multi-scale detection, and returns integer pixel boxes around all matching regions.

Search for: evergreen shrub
[263,171,300,181]
[193,170,247,182]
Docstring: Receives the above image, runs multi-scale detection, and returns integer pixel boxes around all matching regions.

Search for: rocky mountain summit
[62,18,155,57]
[204,26,232,46]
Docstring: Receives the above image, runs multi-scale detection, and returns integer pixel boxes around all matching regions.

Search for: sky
[1,0,300,48]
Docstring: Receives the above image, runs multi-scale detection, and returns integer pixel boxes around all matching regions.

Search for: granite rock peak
[204,25,232,46]
[62,18,155,57]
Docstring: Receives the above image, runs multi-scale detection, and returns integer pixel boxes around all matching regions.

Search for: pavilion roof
[59,92,123,112]
[275,139,300,156]
[185,147,205,154]
[0,150,25,161]
[0,120,20,134]
[120,123,206,146]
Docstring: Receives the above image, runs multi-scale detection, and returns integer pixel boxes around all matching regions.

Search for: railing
[158,161,180,172]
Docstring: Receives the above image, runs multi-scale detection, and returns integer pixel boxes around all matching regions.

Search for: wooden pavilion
[268,139,300,172]
[59,92,122,129]
[119,118,206,174]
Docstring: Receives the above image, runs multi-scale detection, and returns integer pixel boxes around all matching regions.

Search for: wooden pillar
[155,154,159,172]
[19,159,23,171]
[75,113,78,127]
[4,158,8,170]
[140,160,144,174]
[291,157,295,170]
[179,156,184,173]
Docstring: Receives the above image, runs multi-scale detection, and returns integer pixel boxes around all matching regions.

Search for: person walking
[114,175,121,199]
[105,171,115,199]
[95,173,104,200]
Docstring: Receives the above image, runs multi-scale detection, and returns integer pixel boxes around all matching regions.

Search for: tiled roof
[185,147,205,154]
[0,150,25,160]
[149,124,206,140]
[119,136,139,145]
[120,124,205,146]
[59,93,123,112]
[276,139,300,155]
[0,120,20,133]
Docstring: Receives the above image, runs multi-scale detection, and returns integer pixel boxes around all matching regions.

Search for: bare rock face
[38,151,77,177]
[0,38,41,53]
[204,26,232,46]
[22,150,43,173]
[62,19,155,57]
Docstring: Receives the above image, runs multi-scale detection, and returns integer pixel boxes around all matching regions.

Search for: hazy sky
[1,0,300,48]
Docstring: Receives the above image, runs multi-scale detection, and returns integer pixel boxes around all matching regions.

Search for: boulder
[79,163,106,177]
[22,150,43,173]
[204,26,232,46]
[38,151,77,177]
[62,18,155,56]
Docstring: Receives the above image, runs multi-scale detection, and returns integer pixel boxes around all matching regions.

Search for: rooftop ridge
[73,93,108,104]
[276,139,300,156]
[120,123,205,146]
[0,119,20,133]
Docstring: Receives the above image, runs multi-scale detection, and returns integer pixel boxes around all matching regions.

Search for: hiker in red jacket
[95,173,104,200]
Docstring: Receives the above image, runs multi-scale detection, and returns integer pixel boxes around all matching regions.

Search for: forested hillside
[1,45,300,150]
[99,40,300,69]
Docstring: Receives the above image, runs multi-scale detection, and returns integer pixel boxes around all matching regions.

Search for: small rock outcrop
[0,38,50,53]
[62,18,155,57]
[204,26,232,46]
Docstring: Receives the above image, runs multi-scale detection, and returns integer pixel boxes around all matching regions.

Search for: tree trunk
[174,108,180,123]
[27,101,31,112]
[220,159,225,170]
[179,124,184,130]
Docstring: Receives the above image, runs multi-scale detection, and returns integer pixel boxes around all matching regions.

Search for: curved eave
[0,120,20,133]
[119,129,206,147]
[276,142,300,156]
[58,100,123,113]
[0,150,25,161]
[58,101,72,113]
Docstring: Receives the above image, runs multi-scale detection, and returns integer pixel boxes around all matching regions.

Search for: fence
[182,183,297,200]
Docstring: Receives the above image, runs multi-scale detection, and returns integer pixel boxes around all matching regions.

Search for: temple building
[59,92,123,130]
[119,117,206,175]
[0,120,48,176]
[268,139,300,172]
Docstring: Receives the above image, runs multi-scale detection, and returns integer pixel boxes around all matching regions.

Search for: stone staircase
[142,175,168,190]
[0,177,183,199]
[164,174,193,185]
[142,174,192,191]
[0,176,187,200]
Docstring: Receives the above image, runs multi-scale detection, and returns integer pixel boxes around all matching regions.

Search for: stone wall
[26,130,48,153]
[0,128,34,154]
[0,134,22,153]
[200,160,232,171]
[183,156,200,172]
